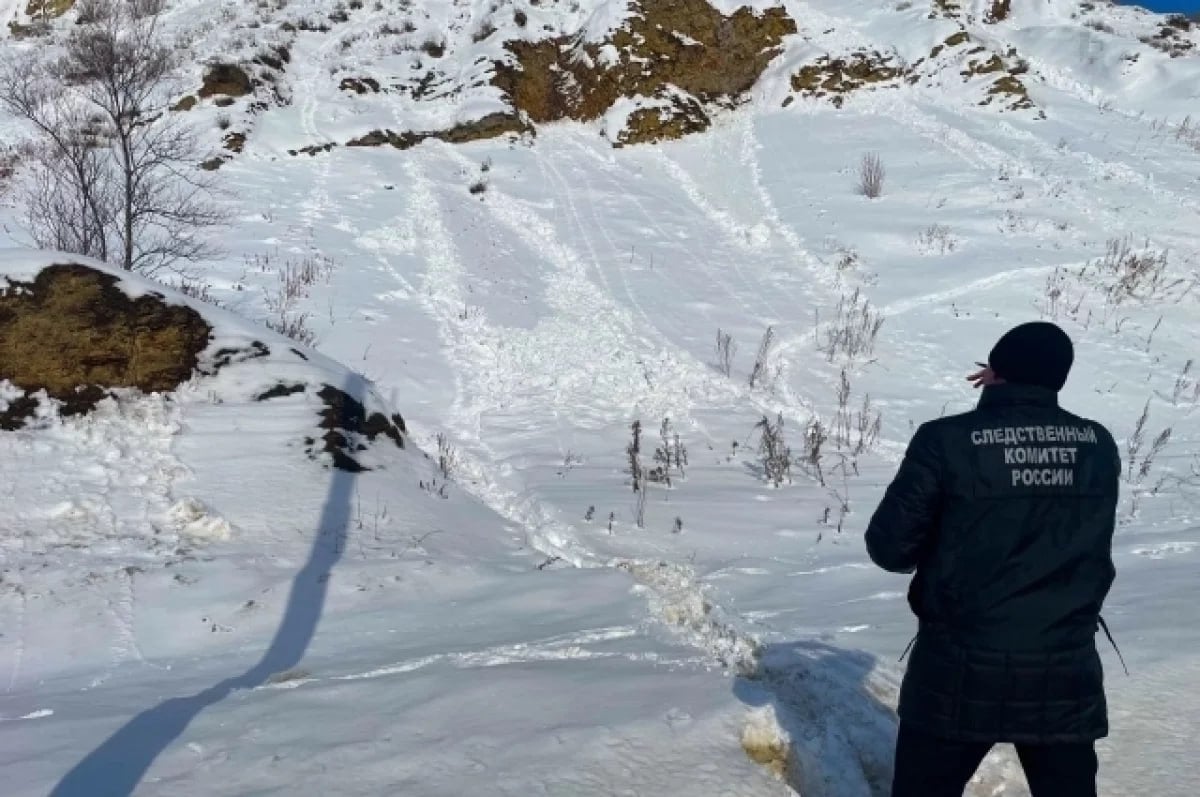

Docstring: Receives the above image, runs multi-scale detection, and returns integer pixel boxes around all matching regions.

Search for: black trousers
[891,722,1098,797]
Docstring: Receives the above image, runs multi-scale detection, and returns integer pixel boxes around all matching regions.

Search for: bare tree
[0,0,222,275]
[0,71,114,260]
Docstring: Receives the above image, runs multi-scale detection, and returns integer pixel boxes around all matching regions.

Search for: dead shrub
[715,328,736,376]
[755,414,792,487]
[858,152,885,198]
[748,325,776,389]
[1094,237,1176,305]
[917,223,957,255]
[647,417,687,487]
[816,288,884,363]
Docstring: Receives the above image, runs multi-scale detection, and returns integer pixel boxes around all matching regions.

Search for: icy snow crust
[1,0,1200,794]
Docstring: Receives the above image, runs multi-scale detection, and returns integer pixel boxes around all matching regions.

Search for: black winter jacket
[865,383,1120,743]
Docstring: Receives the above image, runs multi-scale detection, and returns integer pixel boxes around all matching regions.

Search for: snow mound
[168,498,232,543]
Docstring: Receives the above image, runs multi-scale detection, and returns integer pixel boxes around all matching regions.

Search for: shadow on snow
[733,639,899,797]
[50,376,365,797]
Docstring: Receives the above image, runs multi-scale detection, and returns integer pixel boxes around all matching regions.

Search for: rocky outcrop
[790,51,907,108]
[307,385,406,472]
[345,112,531,150]
[493,0,795,145]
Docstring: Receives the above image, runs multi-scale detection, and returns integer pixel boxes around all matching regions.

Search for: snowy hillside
[2,0,1200,794]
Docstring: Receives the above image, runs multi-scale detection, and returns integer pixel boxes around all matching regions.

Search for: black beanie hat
[988,321,1074,392]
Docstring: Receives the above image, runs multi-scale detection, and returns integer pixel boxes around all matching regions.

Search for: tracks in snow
[254,624,711,691]
[366,148,792,675]
[353,128,928,793]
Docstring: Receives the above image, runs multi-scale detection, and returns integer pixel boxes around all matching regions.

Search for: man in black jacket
[865,321,1121,797]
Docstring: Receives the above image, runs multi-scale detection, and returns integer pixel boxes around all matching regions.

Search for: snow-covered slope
[0,253,810,796]
[2,0,1200,795]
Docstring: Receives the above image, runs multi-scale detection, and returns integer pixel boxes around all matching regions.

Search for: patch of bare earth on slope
[0,263,406,472]
[293,0,791,152]
[344,112,532,151]
[910,29,1039,114]
[788,50,906,108]
[186,46,293,170]
[0,264,212,429]
[493,0,795,146]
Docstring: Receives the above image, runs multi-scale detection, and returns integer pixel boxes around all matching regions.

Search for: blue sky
[1124,0,1200,12]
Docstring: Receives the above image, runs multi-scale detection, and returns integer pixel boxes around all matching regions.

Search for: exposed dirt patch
[199,64,255,99]
[200,341,270,374]
[618,93,711,146]
[943,30,970,47]
[346,130,412,148]
[961,53,1005,77]
[0,393,41,430]
[791,50,906,107]
[2,383,121,429]
[345,112,531,150]
[173,95,199,112]
[25,0,74,19]
[306,384,406,472]
[339,76,382,94]
[223,132,247,153]
[289,142,339,157]
[984,0,1011,23]
[493,0,794,145]
[0,264,212,428]
[255,382,306,401]
[985,74,1035,110]
[909,32,1037,114]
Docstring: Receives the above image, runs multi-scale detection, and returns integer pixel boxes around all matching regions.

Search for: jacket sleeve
[865,423,944,574]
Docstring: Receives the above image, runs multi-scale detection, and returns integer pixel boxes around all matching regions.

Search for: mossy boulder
[199,64,254,99]
[0,264,212,428]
